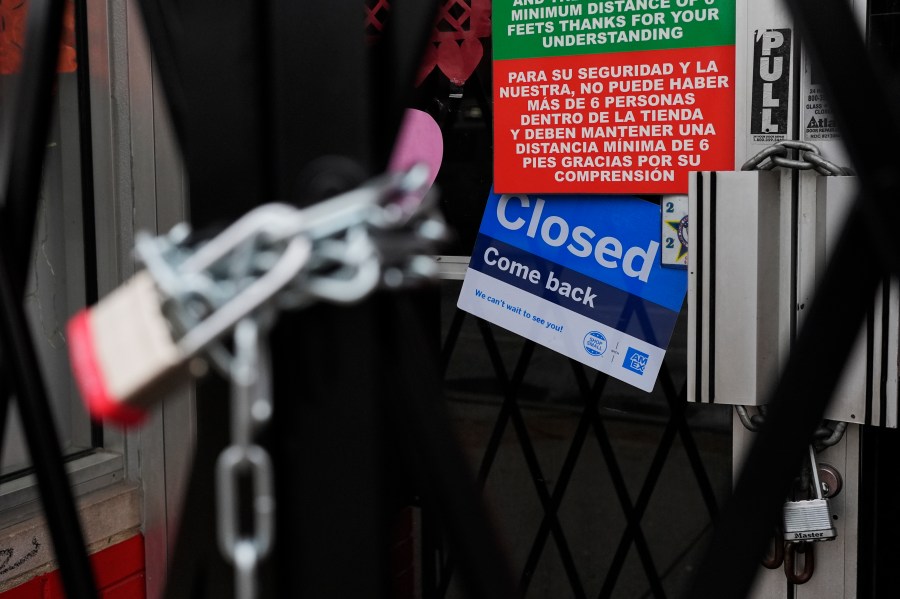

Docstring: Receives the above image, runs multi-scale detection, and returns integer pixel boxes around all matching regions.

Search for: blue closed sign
[458,189,687,392]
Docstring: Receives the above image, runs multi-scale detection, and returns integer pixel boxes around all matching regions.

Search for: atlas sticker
[803,62,839,142]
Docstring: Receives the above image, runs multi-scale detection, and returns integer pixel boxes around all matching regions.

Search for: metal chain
[734,406,847,449]
[761,535,816,584]
[134,164,446,375]
[741,140,852,176]
[216,317,275,599]
[129,166,444,599]
[738,140,851,442]
[738,139,849,589]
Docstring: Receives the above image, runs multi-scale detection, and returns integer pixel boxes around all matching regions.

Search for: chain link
[216,318,275,599]
[784,541,815,585]
[741,140,852,176]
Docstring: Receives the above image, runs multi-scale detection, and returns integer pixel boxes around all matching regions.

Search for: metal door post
[691,0,900,593]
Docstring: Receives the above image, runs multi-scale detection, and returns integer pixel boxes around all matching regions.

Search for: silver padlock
[67,230,311,426]
[782,445,837,542]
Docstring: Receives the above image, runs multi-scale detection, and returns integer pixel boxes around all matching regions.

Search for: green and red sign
[493,0,736,194]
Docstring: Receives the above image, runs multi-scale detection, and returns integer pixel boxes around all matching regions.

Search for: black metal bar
[437,332,534,597]
[472,329,584,596]
[163,376,233,598]
[0,0,67,277]
[440,309,467,376]
[467,325,587,596]
[265,3,427,595]
[270,0,371,204]
[422,497,440,599]
[0,0,98,597]
[708,172,717,402]
[596,295,672,597]
[273,305,392,598]
[73,0,98,309]
[137,0,271,227]
[658,364,719,520]
[595,420,675,599]
[583,370,668,599]
[473,323,533,488]
[73,0,103,449]
[592,295,712,597]
[389,295,518,599]
[0,256,97,598]
[518,369,609,595]
[506,384,587,598]
[865,297,876,426]
[0,0,73,457]
[782,0,900,260]
[628,293,720,521]
[367,0,442,170]
[857,424,900,598]
[879,279,890,427]
[693,172,705,403]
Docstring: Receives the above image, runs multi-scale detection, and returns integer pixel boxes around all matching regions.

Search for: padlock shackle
[808,445,824,500]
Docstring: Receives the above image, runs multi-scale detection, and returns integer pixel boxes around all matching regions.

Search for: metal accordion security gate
[426,301,726,598]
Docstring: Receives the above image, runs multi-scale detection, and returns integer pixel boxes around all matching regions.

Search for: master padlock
[782,446,837,542]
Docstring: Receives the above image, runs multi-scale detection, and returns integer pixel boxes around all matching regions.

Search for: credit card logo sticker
[624,347,650,375]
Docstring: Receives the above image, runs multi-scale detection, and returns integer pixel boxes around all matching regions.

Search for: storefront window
[0,0,99,483]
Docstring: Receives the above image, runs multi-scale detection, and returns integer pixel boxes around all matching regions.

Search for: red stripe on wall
[0,535,145,599]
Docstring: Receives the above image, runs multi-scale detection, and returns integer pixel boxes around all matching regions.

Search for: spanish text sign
[457,191,687,391]
[493,0,736,194]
